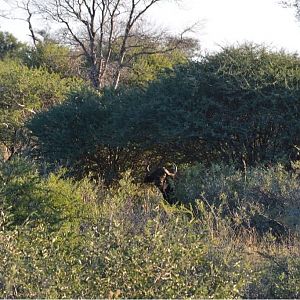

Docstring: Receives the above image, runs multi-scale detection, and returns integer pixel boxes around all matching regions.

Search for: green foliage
[115,44,300,165]
[0,157,94,228]
[253,251,300,298]
[28,88,106,162]
[110,44,300,165]
[27,87,148,181]
[0,159,300,298]
[29,44,300,180]
[126,50,188,86]
[0,59,83,157]
[197,45,300,164]
[27,88,116,180]
[0,219,252,298]
[176,162,300,235]
[22,41,81,77]
[0,164,255,298]
[0,31,25,60]
[107,35,198,88]
[3,39,300,298]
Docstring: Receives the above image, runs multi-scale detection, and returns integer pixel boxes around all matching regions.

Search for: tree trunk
[89,61,101,90]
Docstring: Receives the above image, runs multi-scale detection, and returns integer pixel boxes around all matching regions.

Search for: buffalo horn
[163,163,177,177]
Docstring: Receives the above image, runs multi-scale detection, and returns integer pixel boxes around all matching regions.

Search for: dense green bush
[0,158,95,228]
[27,88,106,162]
[126,49,188,87]
[0,217,254,298]
[22,41,81,77]
[0,165,255,298]
[0,59,83,159]
[112,44,300,165]
[28,87,150,181]
[254,250,300,298]
[2,30,300,299]
[28,44,300,181]
[0,158,300,298]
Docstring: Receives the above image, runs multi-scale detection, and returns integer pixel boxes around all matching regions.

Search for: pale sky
[150,0,300,53]
[1,0,300,54]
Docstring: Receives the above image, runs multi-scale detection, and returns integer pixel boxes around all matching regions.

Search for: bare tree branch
[0,0,41,46]
[280,0,300,20]
[22,0,39,46]
[9,0,193,90]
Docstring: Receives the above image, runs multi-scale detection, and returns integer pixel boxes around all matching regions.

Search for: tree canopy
[20,0,193,89]
[0,31,25,60]
[28,44,300,180]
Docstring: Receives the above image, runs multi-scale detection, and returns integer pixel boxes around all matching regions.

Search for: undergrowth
[0,158,299,298]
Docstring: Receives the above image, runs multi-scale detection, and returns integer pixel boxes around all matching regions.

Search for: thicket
[0,59,83,160]
[0,158,299,298]
[0,158,93,228]
[28,45,300,181]
[1,34,300,297]
[22,41,81,77]
[177,163,300,236]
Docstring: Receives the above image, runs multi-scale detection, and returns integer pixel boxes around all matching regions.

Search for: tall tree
[20,0,188,90]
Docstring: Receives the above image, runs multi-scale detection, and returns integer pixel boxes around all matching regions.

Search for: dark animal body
[144,164,178,205]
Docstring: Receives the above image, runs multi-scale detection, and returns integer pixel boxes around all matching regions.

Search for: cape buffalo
[144,164,178,205]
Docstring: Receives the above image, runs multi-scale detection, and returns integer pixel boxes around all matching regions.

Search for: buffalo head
[144,164,178,205]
